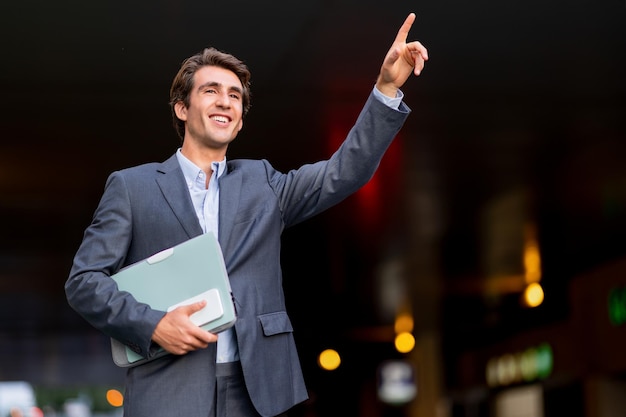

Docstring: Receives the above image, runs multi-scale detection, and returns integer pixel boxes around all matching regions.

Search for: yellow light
[394,332,415,353]
[522,282,544,308]
[394,313,414,334]
[106,389,124,407]
[523,224,542,283]
[318,349,341,371]
[496,354,518,386]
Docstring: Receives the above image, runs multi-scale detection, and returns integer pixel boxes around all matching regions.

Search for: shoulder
[117,162,162,175]
[109,155,178,178]
[227,158,276,174]
[103,155,179,190]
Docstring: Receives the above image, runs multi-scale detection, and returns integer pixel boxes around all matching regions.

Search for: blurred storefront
[446,257,626,417]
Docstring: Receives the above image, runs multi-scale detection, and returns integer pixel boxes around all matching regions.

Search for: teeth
[211,116,229,123]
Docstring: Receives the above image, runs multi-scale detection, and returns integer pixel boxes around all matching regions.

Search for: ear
[174,101,187,121]
[237,119,243,132]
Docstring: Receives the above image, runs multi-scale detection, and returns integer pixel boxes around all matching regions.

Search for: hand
[376,12,429,98]
[152,300,218,355]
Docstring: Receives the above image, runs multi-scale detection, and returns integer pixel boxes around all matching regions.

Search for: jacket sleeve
[271,91,411,227]
[65,171,165,359]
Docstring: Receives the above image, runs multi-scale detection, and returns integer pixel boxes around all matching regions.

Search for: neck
[180,142,226,175]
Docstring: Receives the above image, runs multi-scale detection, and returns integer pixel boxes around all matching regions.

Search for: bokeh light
[394,312,414,334]
[522,282,544,308]
[394,332,415,353]
[318,349,341,371]
[106,389,124,407]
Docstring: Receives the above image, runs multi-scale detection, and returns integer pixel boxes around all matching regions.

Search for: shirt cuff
[373,86,404,110]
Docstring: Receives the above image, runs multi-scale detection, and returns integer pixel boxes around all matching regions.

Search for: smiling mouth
[210,115,230,123]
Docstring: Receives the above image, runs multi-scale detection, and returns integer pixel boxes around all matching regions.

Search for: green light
[485,342,553,387]
[608,287,626,326]
[535,343,553,379]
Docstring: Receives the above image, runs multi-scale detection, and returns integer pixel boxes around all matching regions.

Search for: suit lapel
[155,155,203,239]
[217,162,242,251]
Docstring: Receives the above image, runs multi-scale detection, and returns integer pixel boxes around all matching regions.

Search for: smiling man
[65,12,428,417]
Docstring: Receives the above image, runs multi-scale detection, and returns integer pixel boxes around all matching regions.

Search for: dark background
[1,0,625,414]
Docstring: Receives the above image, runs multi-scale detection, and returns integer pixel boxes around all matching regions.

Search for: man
[65,12,428,417]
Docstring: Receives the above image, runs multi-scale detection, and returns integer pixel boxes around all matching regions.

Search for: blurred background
[1,0,625,416]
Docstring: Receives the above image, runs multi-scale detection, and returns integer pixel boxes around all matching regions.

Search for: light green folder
[110,232,236,367]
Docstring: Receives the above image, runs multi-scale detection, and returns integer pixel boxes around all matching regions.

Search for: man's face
[176,65,244,150]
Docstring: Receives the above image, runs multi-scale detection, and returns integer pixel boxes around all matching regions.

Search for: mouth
[210,115,231,124]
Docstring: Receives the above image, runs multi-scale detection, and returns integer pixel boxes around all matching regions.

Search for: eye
[229,93,241,100]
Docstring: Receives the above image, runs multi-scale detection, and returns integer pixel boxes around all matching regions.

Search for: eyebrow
[197,81,243,96]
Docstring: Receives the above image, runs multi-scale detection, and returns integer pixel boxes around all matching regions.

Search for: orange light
[523,223,542,283]
[394,313,414,334]
[106,389,124,407]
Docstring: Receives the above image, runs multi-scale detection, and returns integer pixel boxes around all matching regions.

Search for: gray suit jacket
[65,92,410,417]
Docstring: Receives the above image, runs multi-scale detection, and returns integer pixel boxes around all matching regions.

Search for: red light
[31,407,44,417]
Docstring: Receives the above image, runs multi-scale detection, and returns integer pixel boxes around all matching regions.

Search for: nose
[216,92,231,108]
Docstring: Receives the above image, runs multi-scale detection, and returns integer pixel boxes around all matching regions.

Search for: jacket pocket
[258,311,293,336]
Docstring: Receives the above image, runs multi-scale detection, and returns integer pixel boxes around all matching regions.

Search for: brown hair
[169,47,252,140]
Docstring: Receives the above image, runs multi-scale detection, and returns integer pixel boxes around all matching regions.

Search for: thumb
[178,300,207,316]
[384,47,401,67]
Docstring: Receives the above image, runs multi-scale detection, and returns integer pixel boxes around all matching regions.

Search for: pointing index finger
[394,12,416,43]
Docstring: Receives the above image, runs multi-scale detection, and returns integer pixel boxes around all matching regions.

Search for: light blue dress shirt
[173,86,400,363]
[373,85,403,109]
[176,149,239,363]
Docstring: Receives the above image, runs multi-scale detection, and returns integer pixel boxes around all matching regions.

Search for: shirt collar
[176,148,227,187]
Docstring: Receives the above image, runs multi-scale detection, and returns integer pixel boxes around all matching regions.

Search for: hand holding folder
[110,232,236,367]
